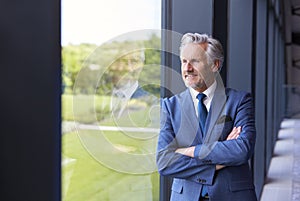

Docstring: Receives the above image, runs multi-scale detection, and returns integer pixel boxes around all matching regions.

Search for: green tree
[62,44,96,93]
[62,34,161,96]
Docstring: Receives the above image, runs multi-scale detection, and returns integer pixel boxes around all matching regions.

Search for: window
[61,0,161,200]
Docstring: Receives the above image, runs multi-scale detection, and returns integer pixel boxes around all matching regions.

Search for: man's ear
[212,60,220,72]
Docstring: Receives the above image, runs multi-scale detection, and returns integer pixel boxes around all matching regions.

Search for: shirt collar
[189,80,217,100]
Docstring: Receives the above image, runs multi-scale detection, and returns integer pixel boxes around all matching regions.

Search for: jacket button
[197,179,206,183]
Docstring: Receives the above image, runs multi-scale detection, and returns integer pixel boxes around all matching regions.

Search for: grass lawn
[62,94,160,201]
[62,94,111,123]
[62,130,159,201]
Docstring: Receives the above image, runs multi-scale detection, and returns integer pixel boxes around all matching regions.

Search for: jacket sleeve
[156,98,216,185]
[194,92,256,166]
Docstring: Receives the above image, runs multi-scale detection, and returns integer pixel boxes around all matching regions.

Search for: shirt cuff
[194,144,202,159]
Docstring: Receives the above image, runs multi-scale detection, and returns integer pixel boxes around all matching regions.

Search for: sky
[61,0,161,46]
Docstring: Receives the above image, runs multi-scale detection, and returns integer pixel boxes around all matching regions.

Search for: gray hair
[179,33,224,69]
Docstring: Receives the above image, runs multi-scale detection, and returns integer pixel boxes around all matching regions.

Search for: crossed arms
[156,92,256,184]
[175,126,242,170]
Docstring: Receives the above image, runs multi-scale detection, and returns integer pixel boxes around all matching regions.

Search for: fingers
[216,164,225,170]
[226,126,241,140]
[175,147,195,158]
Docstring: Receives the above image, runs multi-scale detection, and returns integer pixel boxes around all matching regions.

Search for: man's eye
[192,60,199,63]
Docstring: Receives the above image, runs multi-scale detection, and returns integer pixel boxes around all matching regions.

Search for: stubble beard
[183,75,207,92]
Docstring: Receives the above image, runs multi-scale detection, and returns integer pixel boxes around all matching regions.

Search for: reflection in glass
[62,29,161,200]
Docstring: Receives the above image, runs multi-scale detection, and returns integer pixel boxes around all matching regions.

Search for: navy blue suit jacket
[156,79,257,201]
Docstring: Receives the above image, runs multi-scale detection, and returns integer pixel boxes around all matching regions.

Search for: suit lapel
[204,74,227,143]
[179,89,203,143]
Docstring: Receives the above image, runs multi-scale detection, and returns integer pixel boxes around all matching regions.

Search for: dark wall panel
[266,9,275,170]
[213,0,228,85]
[253,0,268,198]
[227,0,253,92]
[172,0,213,35]
[0,0,61,200]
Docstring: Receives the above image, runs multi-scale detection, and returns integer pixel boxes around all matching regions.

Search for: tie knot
[196,93,206,102]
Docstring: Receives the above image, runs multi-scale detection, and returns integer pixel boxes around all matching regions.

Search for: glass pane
[61,1,161,201]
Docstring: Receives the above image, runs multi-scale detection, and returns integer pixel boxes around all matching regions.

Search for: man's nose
[183,62,193,71]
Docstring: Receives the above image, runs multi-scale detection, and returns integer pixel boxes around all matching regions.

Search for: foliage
[62,44,97,93]
[62,34,161,96]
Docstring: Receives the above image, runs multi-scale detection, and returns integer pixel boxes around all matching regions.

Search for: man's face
[180,43,217,92]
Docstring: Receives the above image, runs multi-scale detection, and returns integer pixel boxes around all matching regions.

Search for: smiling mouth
[185,74,197,79]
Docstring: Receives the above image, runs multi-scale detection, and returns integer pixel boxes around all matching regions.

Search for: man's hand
[175,126,242,160]
[175,146,195,157]
[226,126,241,140]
